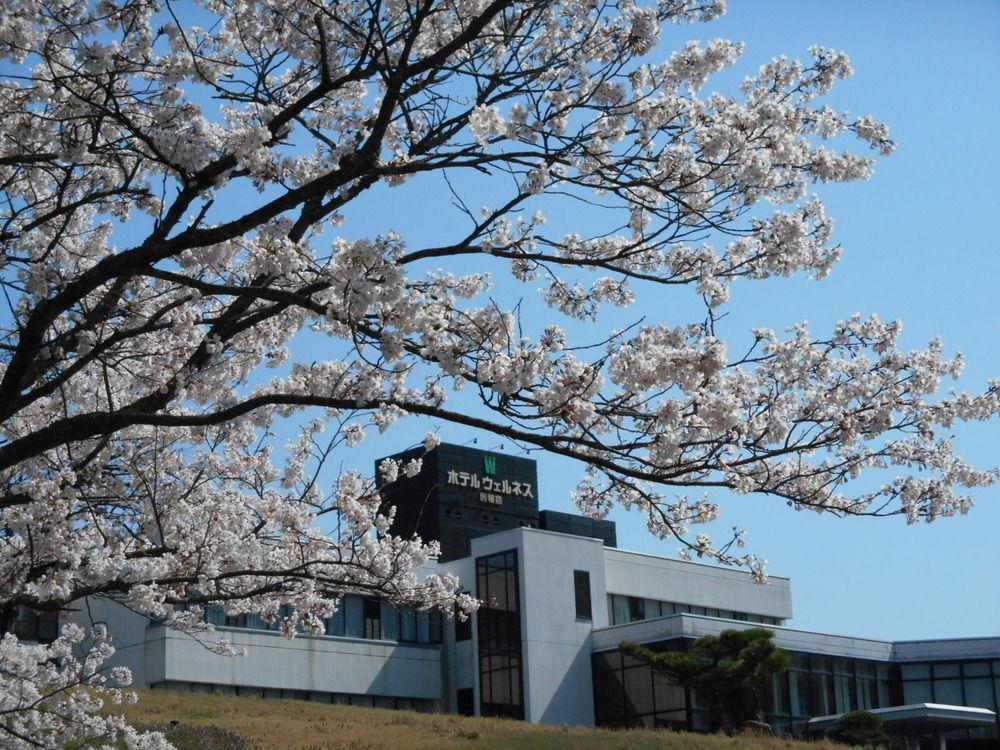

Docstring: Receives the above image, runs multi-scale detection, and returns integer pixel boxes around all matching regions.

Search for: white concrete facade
[603,547,792,621]
[80,524,1000,736]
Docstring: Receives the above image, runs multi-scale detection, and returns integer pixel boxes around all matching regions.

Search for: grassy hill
[113,690,845,750]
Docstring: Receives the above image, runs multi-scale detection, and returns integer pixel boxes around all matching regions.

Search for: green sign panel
[483,455,496,475]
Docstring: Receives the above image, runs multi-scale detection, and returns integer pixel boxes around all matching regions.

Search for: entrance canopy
[808,702,997,736]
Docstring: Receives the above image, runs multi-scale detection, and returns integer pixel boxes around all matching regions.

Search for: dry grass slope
[114,690,847,750]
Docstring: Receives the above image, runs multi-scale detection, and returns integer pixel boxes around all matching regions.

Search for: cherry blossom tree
[0,0,997,745]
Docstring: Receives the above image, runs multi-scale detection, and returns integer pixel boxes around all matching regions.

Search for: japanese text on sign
[446,470,534,500]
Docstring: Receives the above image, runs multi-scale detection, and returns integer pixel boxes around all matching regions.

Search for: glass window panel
[811,655,834,673]
[877,679,890,708]
[903,680,933,703]
[767,672,790,716]
[594,651,622,672]
[476,549,522,719]
[380,601,399,641]
[789,670,811,717]
[901,663,931,679]
[490,670,511,704]
[963,662,991,677]
[653,671,685,713]
[455,599,472,642]
[399,607,417,642]
[856,678,874,710]
[574,571,592,620]
[833,674,851,714]
[416,611,430,643]
[627,597,645,622]
[934,679,963,705]
[623,667,654,717]
[964,678,994,709]
[429,609,443,644]
[790,654,810,671]
[363,598,381,639]
[326,605,345,637]
[933,663,961,678]
[506,569,518,611]
[509,673,521,705]
[810,673,831,716]
[343,595,364,638]
[594,668,625,724]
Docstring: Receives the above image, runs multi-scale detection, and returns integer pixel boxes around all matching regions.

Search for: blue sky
[653,0,1000,641]
[335,0,1000,641]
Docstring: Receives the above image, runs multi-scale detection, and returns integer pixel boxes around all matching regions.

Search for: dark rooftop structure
[377,443,616,560]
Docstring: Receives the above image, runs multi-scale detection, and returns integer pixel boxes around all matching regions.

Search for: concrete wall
[438,555,475,712]
[153,625,441,698]
[72,597,441,699]
[67,596,157,687]
[603,548,793,620]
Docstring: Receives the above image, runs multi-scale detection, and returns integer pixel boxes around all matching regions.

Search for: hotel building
[63,444,999,749]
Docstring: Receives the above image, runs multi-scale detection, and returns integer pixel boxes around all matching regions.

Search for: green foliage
[621,628,790,733]
[825,711,890,748]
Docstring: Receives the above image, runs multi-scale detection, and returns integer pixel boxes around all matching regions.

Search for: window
[326,604,346,636]
[380,601,399,641]
[476,549,523,719]
[574,570,592,620]
[12,607,59,643]
[363,597,381,640]
[627,596,645,622]
[428,609,443,644]
[455,595,472,641]
[399,606,417,642]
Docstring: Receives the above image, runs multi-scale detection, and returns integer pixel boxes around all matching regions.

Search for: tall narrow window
[476,549,523,719]
[574,570,592,620]
[455,596,472,642]
[363,597,381,640]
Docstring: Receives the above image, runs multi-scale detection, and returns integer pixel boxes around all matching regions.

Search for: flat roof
[604,545,791,581]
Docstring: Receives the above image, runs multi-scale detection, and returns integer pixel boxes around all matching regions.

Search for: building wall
[603,548,793,621]
[151,624,441,699]
[470,526,608,726]
[67,596,157,687]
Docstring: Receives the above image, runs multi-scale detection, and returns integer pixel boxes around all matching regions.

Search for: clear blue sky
[333,0,1000,641]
